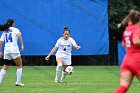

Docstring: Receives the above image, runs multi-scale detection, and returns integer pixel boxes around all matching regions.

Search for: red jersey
[121,24,140,75]
[122,24,140,60]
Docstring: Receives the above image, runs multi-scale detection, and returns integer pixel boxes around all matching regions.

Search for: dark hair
[128,10,140,24]
[63,27,70,33]
[0,18,14,31]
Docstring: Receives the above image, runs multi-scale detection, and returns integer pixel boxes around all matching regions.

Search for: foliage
[109,0,140,41]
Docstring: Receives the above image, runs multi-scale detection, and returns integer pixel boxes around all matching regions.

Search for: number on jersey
[124,31,131,47]
[125,36,131,47]
[5,33,13,43]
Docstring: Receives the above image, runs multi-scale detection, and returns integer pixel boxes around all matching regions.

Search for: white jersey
[0,27,21,54]
[55,37,77,58]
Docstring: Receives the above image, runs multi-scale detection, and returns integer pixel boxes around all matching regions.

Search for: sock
[62,71,67,78]
[16,68,22,83]
[0,69,6,84]
[61,71,67,80]
[114,85,128,93]
[55,63,62,79]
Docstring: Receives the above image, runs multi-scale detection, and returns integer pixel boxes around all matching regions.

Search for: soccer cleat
[16,82,24,87]
[60,80,64,83]
[54,78,59,83]
[60,77,65,83]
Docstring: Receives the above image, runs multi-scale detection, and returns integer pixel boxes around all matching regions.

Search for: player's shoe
[16,82,24,87]
[60,77,65,83]
[54,78,59,83]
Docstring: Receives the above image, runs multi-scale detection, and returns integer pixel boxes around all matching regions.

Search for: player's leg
[55,57,63,82]
[0,53,11,84]
[60,57,71,83]
[134,71,140,81]
[60,65,68,83]
[132,62,140,82]
[0,60,10,84]
[136,75,140,81]
[13,54,24,86]
[114,71,134,93]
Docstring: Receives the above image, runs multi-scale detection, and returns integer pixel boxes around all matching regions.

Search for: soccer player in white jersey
[45,27,81,83]
[0,19,24,86]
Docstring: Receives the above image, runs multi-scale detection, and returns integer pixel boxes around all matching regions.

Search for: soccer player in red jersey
[114,10,140,93]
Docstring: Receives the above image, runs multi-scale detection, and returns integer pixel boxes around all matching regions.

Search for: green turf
[0,66,139,93]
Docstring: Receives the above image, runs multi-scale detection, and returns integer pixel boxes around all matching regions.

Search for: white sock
[55,63,62,79]
[61,71,67,79]
[16,68,22,83]
[0,69,6,84]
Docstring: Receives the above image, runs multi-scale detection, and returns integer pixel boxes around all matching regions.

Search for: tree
[109,0,140,41]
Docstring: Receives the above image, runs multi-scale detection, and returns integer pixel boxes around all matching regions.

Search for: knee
[15,61,23,69]
[57,63,62,67]
[2,65,9,70]
[17,65,22,69]
[120,79,131,88]
[56,63,62,71]
[16,63,22,69]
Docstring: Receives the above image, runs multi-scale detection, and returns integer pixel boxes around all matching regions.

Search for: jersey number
[5,33,13,43]
[125,36,131,47]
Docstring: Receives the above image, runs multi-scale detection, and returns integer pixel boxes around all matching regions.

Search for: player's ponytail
[0,24,6,31]
[0,18,14,31]
[0,24,9,31]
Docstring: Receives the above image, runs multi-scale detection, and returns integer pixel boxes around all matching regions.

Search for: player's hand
[45,56,49,61]
[0,51,2,58]
[21,45,24,51]
[76,46,81,49]
[117,23,122,28]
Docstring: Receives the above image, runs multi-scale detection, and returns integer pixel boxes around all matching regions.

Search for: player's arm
[0,33,4,58]
[17,33,24,51]
[45,47,58,61]
[118,15,129,28]
[118,9,135,28]
[133,37,140,46]
[122,41,126,48]
[0,40,3,58]
[71,38,81,49]
[73,44,81,49]
[133,29,140,46]
[122,35,126,48]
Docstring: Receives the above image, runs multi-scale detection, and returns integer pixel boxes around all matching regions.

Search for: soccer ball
[65,66,74,75]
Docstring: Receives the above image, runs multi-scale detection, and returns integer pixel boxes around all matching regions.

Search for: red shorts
[121,58,140,75]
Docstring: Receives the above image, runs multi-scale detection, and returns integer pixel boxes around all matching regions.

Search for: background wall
[0,0,108,56]
[1,0,139,65]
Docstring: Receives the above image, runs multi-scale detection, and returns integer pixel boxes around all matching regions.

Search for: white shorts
[4,53,21,60]
[56,56,71,65]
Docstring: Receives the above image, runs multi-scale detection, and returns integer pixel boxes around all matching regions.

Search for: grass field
[0,66,140,93]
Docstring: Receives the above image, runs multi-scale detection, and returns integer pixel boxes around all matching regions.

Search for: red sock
[114,86,128,93]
